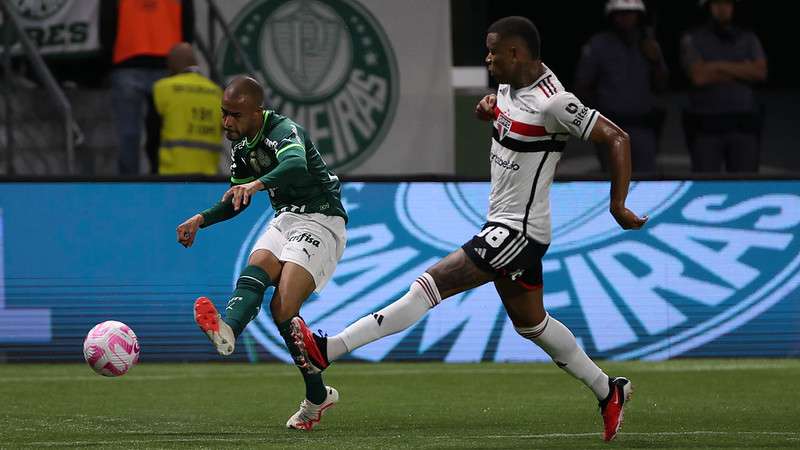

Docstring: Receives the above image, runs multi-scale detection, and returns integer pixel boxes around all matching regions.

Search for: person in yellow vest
[153,43,223,175]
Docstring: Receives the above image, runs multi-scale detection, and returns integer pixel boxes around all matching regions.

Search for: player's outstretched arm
[588,116,648,230]
[177,191,252,248]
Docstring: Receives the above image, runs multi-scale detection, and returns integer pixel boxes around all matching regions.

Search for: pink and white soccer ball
[83,321,140,377]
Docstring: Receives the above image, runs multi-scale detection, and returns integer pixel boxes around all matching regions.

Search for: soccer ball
[83,321,140,377]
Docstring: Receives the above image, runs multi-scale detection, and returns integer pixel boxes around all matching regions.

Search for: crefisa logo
[219,0,399,172]
[236,182,800,363]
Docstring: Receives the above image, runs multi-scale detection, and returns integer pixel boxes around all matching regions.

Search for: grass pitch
[1,359,799,449]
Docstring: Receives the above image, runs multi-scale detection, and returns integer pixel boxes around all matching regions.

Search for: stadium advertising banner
[3,0,101,56]
[1,181,799,363]
[202,0,455,175]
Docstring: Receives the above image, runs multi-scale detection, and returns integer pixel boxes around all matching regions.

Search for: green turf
[1,359,799,449]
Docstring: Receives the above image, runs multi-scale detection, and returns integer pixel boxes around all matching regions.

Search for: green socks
[223,265,272,337]
[223,267,325,405]
[277,318,327,405]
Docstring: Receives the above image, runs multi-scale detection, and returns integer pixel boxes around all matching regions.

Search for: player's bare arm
[475,94,497,121]
[588,116,648,230]
[222,179,265,211]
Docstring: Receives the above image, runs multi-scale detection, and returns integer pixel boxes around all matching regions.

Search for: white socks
[517,314,610,400]
[326,276,610,401]
[327,273,441,361]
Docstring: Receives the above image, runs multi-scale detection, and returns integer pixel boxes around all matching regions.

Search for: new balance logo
[373,313,384,326]
[473,247,487,259]
[555,360,568,368]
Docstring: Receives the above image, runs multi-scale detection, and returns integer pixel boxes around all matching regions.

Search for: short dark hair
[487,16,541,59]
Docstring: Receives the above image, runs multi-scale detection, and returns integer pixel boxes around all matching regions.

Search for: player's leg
[227,249,281,333]
[268,214,345,430]
[194,227,283,356]
[295,221,536,371]
[268,265,337,429]
[310,246,496,366]
[268,263,332,406]
[496,278,632,441]
[291,223,516,368]
[320,222,528,362]
[496,278,611,397]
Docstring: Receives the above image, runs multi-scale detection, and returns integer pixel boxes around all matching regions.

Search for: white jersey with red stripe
[488,63,600,244]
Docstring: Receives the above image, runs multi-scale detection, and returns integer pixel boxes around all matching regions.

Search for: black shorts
[462,222,550,290]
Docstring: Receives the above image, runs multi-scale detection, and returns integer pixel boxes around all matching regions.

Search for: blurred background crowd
[0,0,793,177]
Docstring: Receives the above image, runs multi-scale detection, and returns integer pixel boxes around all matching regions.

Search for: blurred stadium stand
[1,0,798,177]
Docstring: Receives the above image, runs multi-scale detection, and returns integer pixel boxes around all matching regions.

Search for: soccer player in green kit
[176,76,347,430]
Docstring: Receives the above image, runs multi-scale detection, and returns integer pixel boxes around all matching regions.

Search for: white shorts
[251,212,346,292]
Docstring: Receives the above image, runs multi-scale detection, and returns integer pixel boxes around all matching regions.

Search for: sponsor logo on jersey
[565,103,579,114]
[568,102,591,127]
[237,182,800,363]
[489,152,520,171]
[276,204,308,214]
[288,232,321,247]
[219,0,399,172]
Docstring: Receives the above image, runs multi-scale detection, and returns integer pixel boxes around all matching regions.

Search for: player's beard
[224,129,240,141]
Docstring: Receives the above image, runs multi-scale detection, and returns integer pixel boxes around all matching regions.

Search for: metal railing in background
[0,2,76,174]
[2,11,13,175]
[194,0,262,86]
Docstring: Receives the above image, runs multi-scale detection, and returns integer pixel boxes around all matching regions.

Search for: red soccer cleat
[599,377,633,442]
[194,297,235,356]
[290,316,330,374]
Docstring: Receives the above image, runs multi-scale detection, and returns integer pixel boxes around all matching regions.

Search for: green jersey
[229,110,347,222]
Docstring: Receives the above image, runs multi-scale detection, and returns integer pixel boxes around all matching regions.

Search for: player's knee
[514,309,550,337]
[236,265,271,293]
[248,250,282,281]
[409,272,442,308]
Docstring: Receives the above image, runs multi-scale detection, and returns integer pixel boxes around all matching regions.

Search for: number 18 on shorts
[462,222,549,290]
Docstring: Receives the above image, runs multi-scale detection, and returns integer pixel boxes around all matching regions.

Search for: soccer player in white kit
[290,16,648,441]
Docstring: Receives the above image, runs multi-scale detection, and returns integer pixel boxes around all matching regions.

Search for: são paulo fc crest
[218,0,399,172]
[496,112,512,141]
[235,181,800,363]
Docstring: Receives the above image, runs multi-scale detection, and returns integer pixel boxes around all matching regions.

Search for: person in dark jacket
[680,0,767,172]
